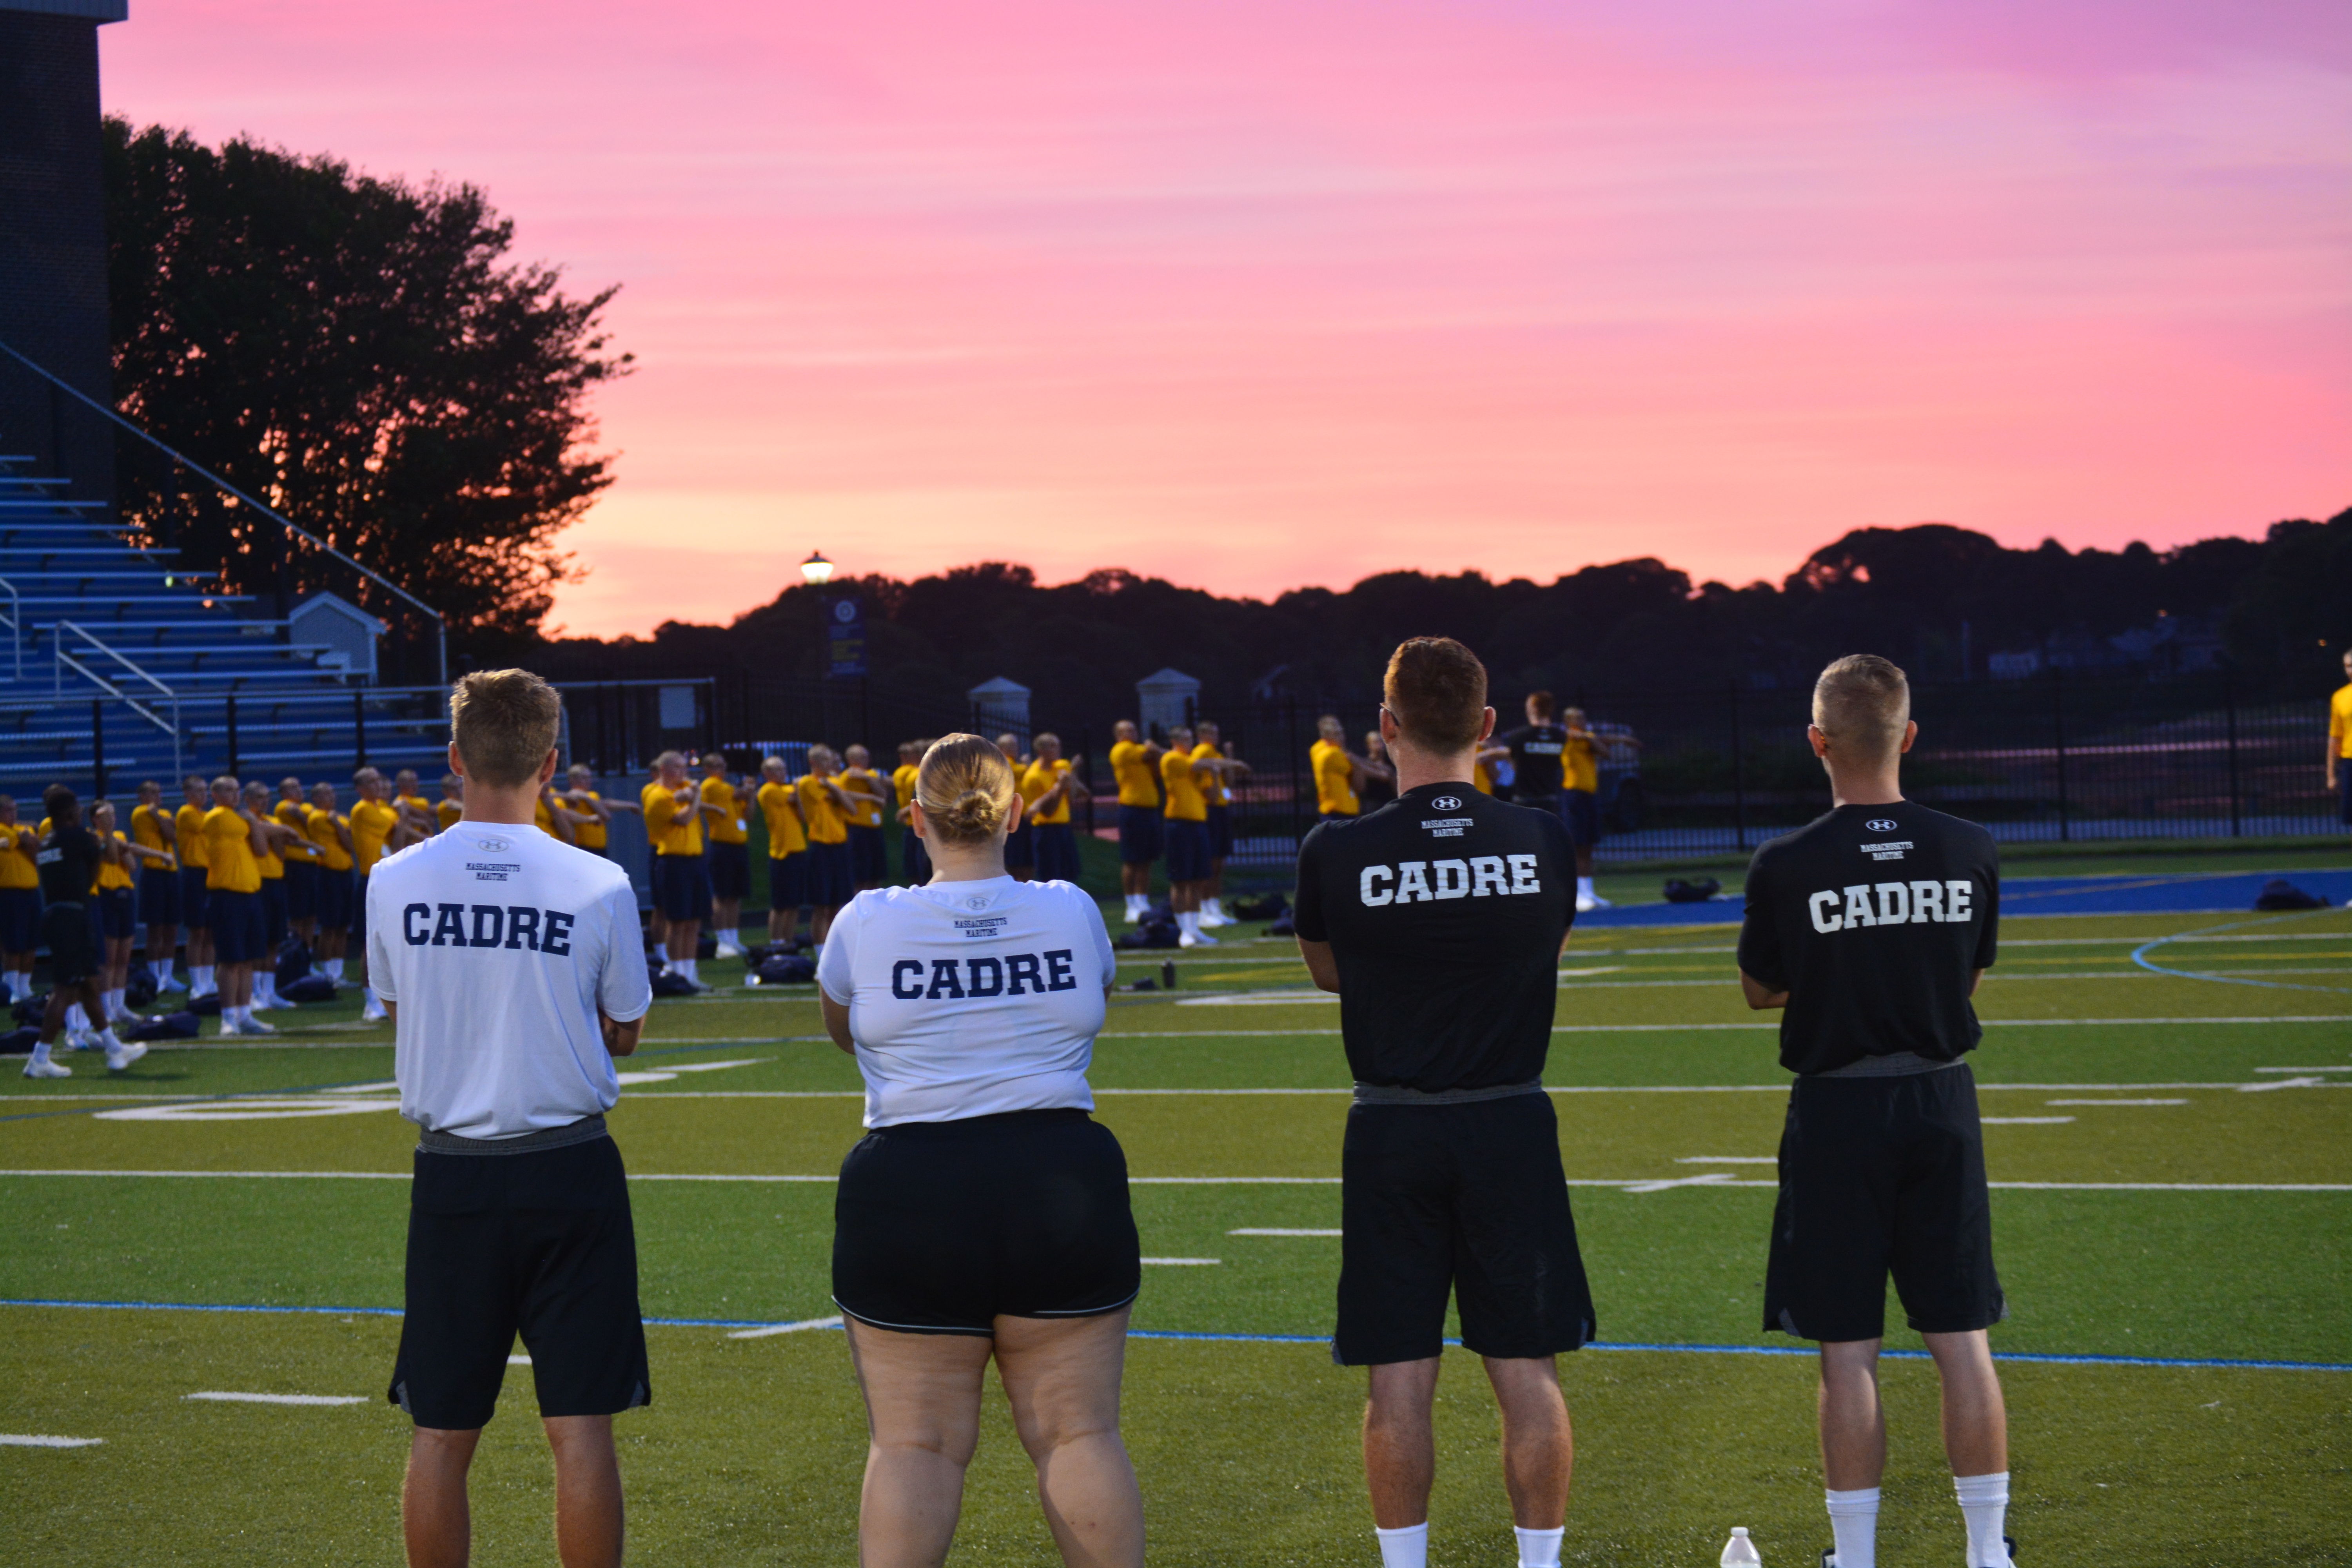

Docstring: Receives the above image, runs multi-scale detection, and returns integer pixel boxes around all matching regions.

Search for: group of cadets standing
[1105,718,1248,944]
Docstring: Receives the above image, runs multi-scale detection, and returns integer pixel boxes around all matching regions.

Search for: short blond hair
[1813,655,1910,760]
[917,733,1018,846]
[450,669,562,788]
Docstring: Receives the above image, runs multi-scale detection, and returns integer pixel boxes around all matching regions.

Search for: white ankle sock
[65,1004,89,1031]
[1177,910,1200,937]
[1826,1486,1880,1568]
[1576,875,1595,898]
[152,960,172,984]
[29,1039,53,1065]
[324,958,343,980]
[1515,1524,1564,1568]
[1373,1522,1427,1568]
[96,1027,122,1051]
[1955,1472,2009,1566]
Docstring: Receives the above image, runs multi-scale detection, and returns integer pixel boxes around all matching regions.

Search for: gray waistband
[417,1113,608,1156]
[1812,1052,1962,1079]
[1352,1080,1543,1106]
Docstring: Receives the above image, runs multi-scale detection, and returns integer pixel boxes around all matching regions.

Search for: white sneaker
[1197,909,1230,928]
[360,1002,388,1022]
[105,1040,148,1071]
[240,1016,277,1035]
[1587,893,1613,908]
[159,974,188,992]
[714,942,744,960]
[65,1029,98,1052]
[1178,930,1200,948]
[1575,893,1597,913]
[22,1056,71,1078]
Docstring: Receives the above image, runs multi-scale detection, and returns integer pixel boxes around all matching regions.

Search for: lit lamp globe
[799,550,835,587]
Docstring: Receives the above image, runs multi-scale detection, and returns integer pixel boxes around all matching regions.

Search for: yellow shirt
[1311,739,1358,817]
[305,806,353,872]
[1473,759,1495,796]
[132,802,177,869]
[175,802,211,869]
[349,798,398,875]
[1563,734,1600,795]
[701,777,750,844]
[642,781,704,856]
[256,830,284,880]
[2333,684,2352,759]
[758,780,806,857]
[568,793,608,851]
[398,794,436,835]
[533,797,562,840]
[0,826,34,890]
[1022,758,1072,826]
[436,799,463,833]
[274,800,319,862]
[1109,740,1160,808]
[201,805,261,893]
[1191,742,1229,807]
[97,831,135,893]
[1160,747,1208,822]
[838,768,885,830]
[893,764,920,815]
[796,774,848,845]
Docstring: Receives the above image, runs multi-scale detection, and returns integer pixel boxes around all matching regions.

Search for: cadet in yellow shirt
[305,782,356,984]
[1558,707,1607,908]
[92,800,169,1026]
[2330,648,2352,824]
[795,746,856,942]
[1193,720,1249,928]
[556,764,622,853]
[1109,719,1166,922]
[393,768,439,843]
[698,751,751,959]
[241,780,307,1011]
[1022,732,1089,885]
[0,795,40,1003]
[1311,715,1365,820]
[348,767,402,1021]
[201,776,273,1035]
[892,740,929,885]
[130,779,186,992]
[642,751,711,989]
[841,744,890,893]
[436,774,465,833]
[272,778,321,949]
[175,774,216,993]
[757,754,809,944]
[1160,726,1220,945]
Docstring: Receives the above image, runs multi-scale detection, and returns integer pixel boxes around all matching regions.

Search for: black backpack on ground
[1663,877,1722,904]
[125,1011,200,1042]
[189,992,223,1016]
[11,991,47,1027]
[650,968,700,997]
[2253,878,2330,910]
[274,938,313,987]
[280,973,338,1004]
[1266,911,1296,936]
[1116,916,1181,950]
[125,969,159,1009]
[0,1026,34,1054]
[1232,893,1289,921]
[751,952,818,986]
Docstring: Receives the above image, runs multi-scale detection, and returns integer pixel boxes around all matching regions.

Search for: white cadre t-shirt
[367,819,653,1140]
[818,875,1116,1128]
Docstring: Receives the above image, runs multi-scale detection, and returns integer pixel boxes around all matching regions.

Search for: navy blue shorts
[97,887,137,941]
[0,886,40,953]
[209,889,267,965]
[1004,819,1035,870]
[2340,765,2352,826]
[1163,818,1211,883]
[42,902,98,985]
[1117,804,1162,865]
[179,865,211,928]
[848,824,887,885]
[652,854,713,924]
[900,828,930,886]
[314,867,354,932]
[138,864,181,926]
[708,840,750,902]
[1032,822,1082,884]
[769,851,808,911]
[1561,789,1600,848]
[260,877,290,947]
[283,859,318,920]
[1205,804,1232,860]
[806,841,853,908]
[351,873,368,946]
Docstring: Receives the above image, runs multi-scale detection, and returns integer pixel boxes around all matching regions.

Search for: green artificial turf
[2,904,2347,1564]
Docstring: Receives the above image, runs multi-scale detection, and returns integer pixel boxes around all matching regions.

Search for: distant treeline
[532,511,2352,724]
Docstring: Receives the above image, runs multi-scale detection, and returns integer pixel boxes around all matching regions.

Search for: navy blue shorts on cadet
[283,859,317,920]
[1205,803,1233,860]
[806,841,853,907]
[899,828,930,886]
[178,864,210,928]
[208,888,267,965]
[314,867,353,931]
[260,877,290,947]
[769,850,808,911]
[1163,818,1211,883]
[1117,804,1161,865]
[0,886,41,952]
[1003,819,1035,871]
[848,824,887,885]
[651,853,712,924]
[138,864,180,926]
[1031,822,1082,884]
[1560,790,1600,848]
[708,840,750,902]
[97,887,137,940]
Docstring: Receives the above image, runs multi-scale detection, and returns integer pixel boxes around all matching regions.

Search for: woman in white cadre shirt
[817,733,1143,1568]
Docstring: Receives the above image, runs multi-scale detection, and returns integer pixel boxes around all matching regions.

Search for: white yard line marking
[1677,1156,1776,1164]
[1174,991,1336,1007]
[0,1433,103,1447]
[663,1058,769,1072]
[1142,1257,1222,1265]
[1557,966,1625,977]
[92,1098,399,1123]
[508,1354,532,1365]
[2241,1076,2327,1093]
[2254,1065,2352,1072]
[1982,1116,2076,1125]
[2046,1099,2189,1106]
[185,1391,367,1406]
[1229,1228,1342,1236]
[1621,1172,1740,1194]
[727,1315,844,1339]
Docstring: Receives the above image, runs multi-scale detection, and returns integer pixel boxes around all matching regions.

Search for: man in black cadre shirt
[1488,690,1568,810]
[1294,638,1592,1568]
[25,784,142,1077]
[1737,655,2016,1568]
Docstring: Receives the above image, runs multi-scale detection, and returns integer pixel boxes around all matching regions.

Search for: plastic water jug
[1720,1526,1762,1567]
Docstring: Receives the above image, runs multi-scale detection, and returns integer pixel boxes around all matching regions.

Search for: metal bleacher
[0,454,452,796]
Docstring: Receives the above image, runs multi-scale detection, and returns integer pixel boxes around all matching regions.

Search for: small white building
[1136,668,1201,740]
[968,676,1033,748]
[287,591,386,681]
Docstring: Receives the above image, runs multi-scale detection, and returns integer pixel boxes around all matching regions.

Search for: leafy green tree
[105,120,629,655]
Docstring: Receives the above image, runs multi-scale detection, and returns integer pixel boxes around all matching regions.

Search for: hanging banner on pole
[826,596,867,679]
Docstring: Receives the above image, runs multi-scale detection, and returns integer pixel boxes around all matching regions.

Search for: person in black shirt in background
[22,785,143,1077]
[1737,655,2014,1568]
[1489,690,1568,813]
[1294,638,1592,1568]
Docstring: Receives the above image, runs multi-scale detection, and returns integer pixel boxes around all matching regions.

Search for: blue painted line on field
[1576,868,2352,928]
[2130,908,2352,995]
[13,1299,2340,1371]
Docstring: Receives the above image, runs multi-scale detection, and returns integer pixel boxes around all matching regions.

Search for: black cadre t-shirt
[1293,782,1576,1091]
[1736,801,2000,1076]
[36,823,101,904]
[1495,723,1568,799]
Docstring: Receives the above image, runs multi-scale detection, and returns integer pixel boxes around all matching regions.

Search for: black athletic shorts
[389,1122,650,1431]
[314,867,353,932]
[651,853,712,924]
[708,840,750,901]
[1335,1091,1596,1365]
[1116,804,1162,865]
[40,901,98,985]
[259,877,289,947]
[1163,818,1211,883]
[283,859,317,920]
[1764,1063,2005,1343]
[848,823,887,885]
[833,1107,1142,1336]
[899,827,930,886]
[96,887,136,941]
[138,864,180,926]
[178,866,210,929]
[208,889,266,965]
[1560,789,1600,848]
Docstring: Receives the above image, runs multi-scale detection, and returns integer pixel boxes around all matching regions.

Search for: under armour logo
[1865,818,1896,832]
[1431,796,1462,810]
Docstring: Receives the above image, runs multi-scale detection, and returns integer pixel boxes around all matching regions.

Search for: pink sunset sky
[101,1,2352,638]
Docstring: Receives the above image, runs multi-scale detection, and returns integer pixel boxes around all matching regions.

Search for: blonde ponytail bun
[916,734,1017,847]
